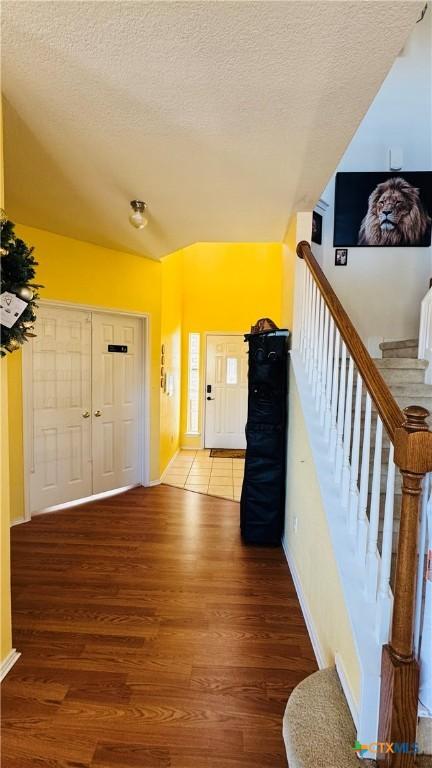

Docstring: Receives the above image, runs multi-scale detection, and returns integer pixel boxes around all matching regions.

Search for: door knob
[206,397,215,401]
[94,410,101,417]
[82,411,90,418]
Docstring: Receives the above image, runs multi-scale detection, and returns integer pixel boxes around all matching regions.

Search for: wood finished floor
[2,484,317,767]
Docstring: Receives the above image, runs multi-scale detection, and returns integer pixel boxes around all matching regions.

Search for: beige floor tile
[208,486,234,499]
[196,449,211,456]
[233,478,244,487]
[187,474,211,484]
[164,478,186,488]
[212,458,233,465]
[233,472,245,480]
[211,467,233,477]
[188,465,211,473]
[209,477,233,486]
[171,462,194,472]
[164,472,188,482]
[179,450,197,456]
[233,458,245,465]
[233,491,242,501]
[185,484,209,493]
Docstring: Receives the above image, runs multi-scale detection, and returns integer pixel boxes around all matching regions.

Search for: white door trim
[22,299,151,521]
[203,332,247,450]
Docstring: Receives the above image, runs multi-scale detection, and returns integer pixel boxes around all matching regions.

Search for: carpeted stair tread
[283,667,369,767]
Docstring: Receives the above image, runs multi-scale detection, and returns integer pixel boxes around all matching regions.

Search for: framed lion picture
[334,172,432,247]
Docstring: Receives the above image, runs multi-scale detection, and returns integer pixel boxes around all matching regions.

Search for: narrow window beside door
[187,332,200,434]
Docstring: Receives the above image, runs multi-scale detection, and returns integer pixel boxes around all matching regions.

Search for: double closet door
[29,306,142,514]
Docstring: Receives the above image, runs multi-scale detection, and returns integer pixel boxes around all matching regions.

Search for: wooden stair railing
[297,240,432,767]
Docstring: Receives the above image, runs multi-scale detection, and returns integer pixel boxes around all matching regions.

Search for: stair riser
[382,346,418,359]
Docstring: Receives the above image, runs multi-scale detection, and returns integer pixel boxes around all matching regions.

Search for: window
[226,357,238,385]
[187,333,200,434]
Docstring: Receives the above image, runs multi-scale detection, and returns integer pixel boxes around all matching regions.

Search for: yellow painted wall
[180,242,284,448]
[1,98,13,664]
[284,356,361,705]
[281,218,297,331]
[8,223,163,524]
[160,248,183,474]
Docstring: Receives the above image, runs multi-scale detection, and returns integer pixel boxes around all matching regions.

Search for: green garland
[0,211,42,356]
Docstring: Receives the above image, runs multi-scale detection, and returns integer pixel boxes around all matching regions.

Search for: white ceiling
[2,1,422,260]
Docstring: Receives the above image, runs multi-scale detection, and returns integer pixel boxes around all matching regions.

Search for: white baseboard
[160,450,180,482]
[147,479,161,487]
[0,649,21,682]
[336,652,359,728]
[282,536,327,669]
[10,516,28,527]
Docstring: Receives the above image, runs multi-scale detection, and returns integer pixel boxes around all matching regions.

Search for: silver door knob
[82,411,90,418]
[94,410,101,417]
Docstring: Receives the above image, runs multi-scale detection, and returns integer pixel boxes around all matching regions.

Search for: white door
[30,306,92,512]
[204,334,248,449]
[91,313,142,494]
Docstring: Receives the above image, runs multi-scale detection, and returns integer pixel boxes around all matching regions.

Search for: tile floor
[162,449,245,501]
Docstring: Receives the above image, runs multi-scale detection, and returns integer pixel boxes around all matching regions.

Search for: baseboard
[0,649,21,682]
[160,450,180,482]
[147,479,161,487]
[335,652,359,728]
[10,516,28,527]
[282,536,327,669]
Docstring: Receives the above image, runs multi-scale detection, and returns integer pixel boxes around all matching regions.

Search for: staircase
[373,341,432,560]
[284,241,432,768]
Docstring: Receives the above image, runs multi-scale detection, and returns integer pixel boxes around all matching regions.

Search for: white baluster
[341,357,354,508]
[365,416,383,600]
[311,290,320,393]
[414,472,430,656]
[300,264,308,358]
[319,305,329,424]
[357,393,372,563]
[306,281,316,381]
[314,295,325,409]
[348,374,363,536]
[301,269,310,363]
[329,330,340,461]
[304,271,313,368]
[377,445,395,644]
[335,342,347,486]
[324,317,334,443]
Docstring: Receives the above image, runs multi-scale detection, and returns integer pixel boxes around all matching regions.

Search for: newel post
[378,406,432,767]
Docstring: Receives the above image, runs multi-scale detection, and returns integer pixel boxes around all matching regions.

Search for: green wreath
[0,210,42,356]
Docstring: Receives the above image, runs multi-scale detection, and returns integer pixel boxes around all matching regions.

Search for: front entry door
[91,313,142,494]
[204,334,248,449]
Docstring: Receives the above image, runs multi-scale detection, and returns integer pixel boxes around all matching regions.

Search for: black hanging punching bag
[240,329,289,546]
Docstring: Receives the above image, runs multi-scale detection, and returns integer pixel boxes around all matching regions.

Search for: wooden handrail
[297,239,432,767]
[297,240,405,442]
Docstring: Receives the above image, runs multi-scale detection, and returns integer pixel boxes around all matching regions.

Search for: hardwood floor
[2,485,317,767]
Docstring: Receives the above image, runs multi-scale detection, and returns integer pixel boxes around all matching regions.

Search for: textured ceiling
[2,1,422,259]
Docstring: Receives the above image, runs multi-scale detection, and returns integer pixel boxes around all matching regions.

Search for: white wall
[315,8,432,352]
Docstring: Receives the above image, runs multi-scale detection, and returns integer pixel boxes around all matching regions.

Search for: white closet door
[91,313,142,494]
[30,307,92,512]
[204,334,248,449]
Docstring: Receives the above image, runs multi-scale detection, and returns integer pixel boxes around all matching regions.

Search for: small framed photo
[335,248,348,266]
[312,210,323,245]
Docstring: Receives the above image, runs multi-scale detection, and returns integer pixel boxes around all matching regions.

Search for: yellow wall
[160,248,183,474]
[1,97,13,664]
[8,223,163,524]
[284,357,361,705]
[281,218,297,331]
[180,242,283,448]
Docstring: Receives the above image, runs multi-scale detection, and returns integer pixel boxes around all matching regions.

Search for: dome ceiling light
[129,200,148,230]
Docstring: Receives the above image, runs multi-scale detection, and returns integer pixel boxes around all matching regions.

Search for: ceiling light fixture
[129,200,148,229]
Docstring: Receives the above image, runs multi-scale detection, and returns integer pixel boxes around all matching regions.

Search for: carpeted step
[283,667,372,767]
[380,339,419,359]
